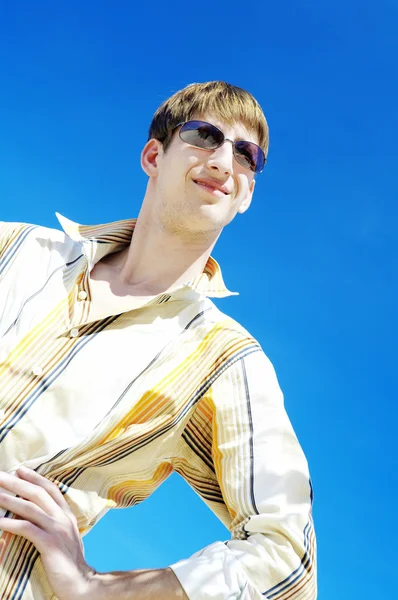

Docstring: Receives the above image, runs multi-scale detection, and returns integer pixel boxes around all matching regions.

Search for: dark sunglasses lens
[179,121,223,149]
[234,141,265,173]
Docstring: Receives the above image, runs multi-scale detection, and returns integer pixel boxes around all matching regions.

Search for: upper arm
[210,349,317,597]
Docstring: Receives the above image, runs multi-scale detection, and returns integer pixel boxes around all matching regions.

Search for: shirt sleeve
[170,349,317,599]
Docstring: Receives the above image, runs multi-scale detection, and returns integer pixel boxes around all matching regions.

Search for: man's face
[141,113,258,238]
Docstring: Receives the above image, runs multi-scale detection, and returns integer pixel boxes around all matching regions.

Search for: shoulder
[204,298,282,388]
[0,221,37,253]
[204,297,262,344]
[203,298,280,381]
[0,219,81,253]
[0,220,82,275]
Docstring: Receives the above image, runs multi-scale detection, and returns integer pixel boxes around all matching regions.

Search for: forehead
[195,112,259,145]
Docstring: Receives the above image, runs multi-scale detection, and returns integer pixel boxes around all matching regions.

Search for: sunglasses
[174,120,266,174]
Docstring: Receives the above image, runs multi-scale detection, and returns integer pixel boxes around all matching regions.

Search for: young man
[0,81,317,599]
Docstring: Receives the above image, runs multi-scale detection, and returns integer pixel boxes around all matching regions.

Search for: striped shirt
[0,214,317,600]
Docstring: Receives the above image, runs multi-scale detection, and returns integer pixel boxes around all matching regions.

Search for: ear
[237,178,255,214]
[141,139,163,177]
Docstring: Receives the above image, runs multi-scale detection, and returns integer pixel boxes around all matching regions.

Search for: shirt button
[70,328,79,338]
[32,365,43,377]
[78,290,87,300]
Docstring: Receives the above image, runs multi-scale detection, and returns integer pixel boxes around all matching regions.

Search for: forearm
[90,567,188,600]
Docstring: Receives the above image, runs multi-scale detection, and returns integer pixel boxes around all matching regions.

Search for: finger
[16,467,71,513]
[0,516,46,552]
[0,472,58,518]
[0,492,49,529]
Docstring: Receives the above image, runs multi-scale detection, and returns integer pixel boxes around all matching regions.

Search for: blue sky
[1,1,397,598]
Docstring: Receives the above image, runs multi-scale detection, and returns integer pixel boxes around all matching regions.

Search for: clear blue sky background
[1,1,397,598]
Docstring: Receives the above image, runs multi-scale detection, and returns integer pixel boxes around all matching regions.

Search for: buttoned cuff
[170,541,252,600]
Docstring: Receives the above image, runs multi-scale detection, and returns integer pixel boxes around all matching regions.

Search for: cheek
[160,162,184,190]
[235,174,251,198]
[232,176,253,213]
[168,154,197,183]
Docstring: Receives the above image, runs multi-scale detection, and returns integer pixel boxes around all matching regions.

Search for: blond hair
[148,81,269,155]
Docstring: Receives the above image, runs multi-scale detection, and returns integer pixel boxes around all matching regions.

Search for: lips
[193,178,229,195]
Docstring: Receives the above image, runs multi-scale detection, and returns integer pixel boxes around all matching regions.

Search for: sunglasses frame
[173,120,266,174]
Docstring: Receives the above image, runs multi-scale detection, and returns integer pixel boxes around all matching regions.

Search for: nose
[207,139,234,175]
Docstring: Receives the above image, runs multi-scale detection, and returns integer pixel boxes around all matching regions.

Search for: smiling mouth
[193,180,227,194]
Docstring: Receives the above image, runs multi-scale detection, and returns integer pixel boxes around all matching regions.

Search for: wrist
[78,567,188,600]
[69,566,102,600]
[81,570,107,600]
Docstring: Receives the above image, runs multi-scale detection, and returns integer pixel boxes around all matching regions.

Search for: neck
[115,202,220,296]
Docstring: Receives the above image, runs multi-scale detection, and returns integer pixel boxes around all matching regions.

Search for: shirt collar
[55,212,238,299]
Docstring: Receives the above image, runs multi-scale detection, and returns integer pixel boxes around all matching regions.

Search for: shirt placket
[66,262,91,337]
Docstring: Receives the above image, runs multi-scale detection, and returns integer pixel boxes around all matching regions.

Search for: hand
[0,467,96,600]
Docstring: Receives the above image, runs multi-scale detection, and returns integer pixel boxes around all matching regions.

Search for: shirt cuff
[169,541,255,600]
